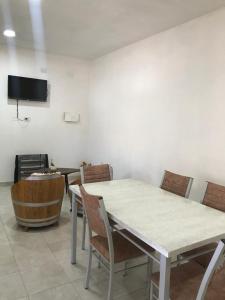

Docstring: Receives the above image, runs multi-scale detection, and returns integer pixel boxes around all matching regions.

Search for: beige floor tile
[0,243,19,277]
[0,260,18,277]
[49,240,85,263]
[0,195,13,216]
[115,288,147,300]
[73,276,144,300]
[72,263,148,300]
[114,265,148,295]
[21,261,70,295]
[95,278,136,299]
[0,272,27,300]
[59,260,86,282]
[72,278,106,300]
[29,283,80,300]
[0,213,15,226]
[40,224,71,245]
[4,220,45,245]
[48,237,71,253]
[0,185,149,300]
[0,206,13,221]
[11,240,56,272]
[51,247,73,263]
[0,243,14,264]
[0,222,8,243]
[47,222,83,263]
[59,254,106,282]
[0,190,11,205]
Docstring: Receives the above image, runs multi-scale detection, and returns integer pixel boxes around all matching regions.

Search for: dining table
[70,179,225,300]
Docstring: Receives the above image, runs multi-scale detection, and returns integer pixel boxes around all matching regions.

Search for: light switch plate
[64,112,80,123]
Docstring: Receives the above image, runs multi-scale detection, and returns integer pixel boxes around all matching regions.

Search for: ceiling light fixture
[3,29,16,38]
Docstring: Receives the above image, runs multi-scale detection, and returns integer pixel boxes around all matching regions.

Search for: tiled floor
[0,185,149,300]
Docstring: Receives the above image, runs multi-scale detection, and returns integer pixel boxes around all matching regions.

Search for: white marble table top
[70,179,225,258]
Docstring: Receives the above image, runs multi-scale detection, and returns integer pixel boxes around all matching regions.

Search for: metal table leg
[65,174,69,193]
[71,192,77,264]
[159,254,171,300]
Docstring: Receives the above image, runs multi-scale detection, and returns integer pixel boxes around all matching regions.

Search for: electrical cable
[16,99,29,121]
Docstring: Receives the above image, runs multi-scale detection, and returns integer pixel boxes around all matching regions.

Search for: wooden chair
[160,170,193,198]
[80,185,154,300]
[179,181,225,266]
[203,181,225,212]
[150,240,225,300]
[80,164,113,250]
[68,164,112,211]
[80,163,113,183]
[11,174,64,228]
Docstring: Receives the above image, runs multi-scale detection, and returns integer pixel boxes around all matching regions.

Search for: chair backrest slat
[203,182,225,212]
[79,185,107,238]
[82,164,112,184]
[161,170,193,198]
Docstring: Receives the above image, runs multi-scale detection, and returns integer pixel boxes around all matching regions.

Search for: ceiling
[0,0,225,60]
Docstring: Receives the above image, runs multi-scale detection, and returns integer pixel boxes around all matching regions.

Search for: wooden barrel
[11,174,64,228]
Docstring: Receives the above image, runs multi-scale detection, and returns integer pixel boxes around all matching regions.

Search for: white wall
[0,46,90,182]
[87,7,225,201]
[2,7,225,198]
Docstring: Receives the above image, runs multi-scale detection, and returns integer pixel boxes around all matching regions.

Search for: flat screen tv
[8,75,48,101]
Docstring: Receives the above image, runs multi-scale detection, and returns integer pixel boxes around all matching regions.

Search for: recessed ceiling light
[3,29,16,38]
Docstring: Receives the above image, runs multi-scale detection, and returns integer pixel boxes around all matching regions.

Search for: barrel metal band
[13,199,61,208]
[16,218,59,228]
[16,215,59,223]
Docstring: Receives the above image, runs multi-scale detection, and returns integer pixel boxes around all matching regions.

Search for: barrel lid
[26,173,62,181]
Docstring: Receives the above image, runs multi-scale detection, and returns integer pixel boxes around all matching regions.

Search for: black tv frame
[8,75,48,102]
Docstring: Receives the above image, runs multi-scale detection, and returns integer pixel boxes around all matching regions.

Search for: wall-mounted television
[8,75,48,102]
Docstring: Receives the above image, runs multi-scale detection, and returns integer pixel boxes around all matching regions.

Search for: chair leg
[150,281,154,300]
[107,263,114,300]
[151,282,159,300]
[123,261,128,277]
[147,257,153,300]
[177,254,181,266]
[85,245,92,289]
[98,255,101,269]
[69,197,72,212]
[82,214,86,250]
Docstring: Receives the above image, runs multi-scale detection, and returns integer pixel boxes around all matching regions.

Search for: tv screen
[8,75,48,101]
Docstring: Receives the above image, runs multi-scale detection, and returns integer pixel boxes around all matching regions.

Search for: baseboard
[0,181,13,186]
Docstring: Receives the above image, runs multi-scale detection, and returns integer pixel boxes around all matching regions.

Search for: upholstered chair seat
[91,232,145,263]
[91,229,154,263]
